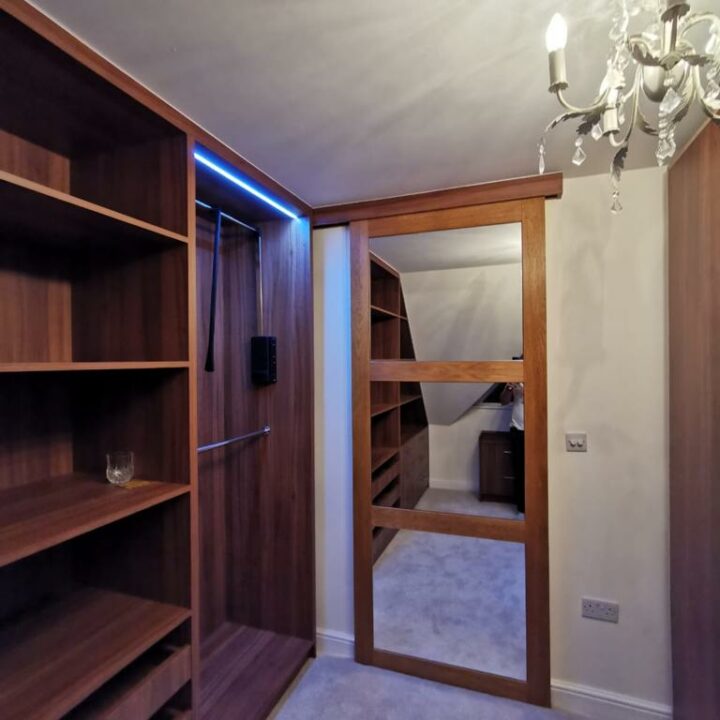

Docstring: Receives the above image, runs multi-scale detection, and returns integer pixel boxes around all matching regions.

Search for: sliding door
[351,199,549,706]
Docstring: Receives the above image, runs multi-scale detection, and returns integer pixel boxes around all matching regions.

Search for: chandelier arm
[610,71,643,148]
[555,88,608,115]
[680,12,719,34]
[693,64,720,119]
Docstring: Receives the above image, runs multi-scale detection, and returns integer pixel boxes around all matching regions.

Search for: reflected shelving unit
[369,253,429,561]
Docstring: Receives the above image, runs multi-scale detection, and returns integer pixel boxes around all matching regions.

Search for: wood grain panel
[372,649,528,702]
[314,174,563,226]
[371,360,523,383]
[521,198,550,706]
[668,121,720,720]
[371,506,525,543]
[0,587,190,720]
[195,216,258,642]
[71,135,188,234]
[368,201,522,237]
[200,623,312,720]
[350,220,374,662]
[0,129,69,191]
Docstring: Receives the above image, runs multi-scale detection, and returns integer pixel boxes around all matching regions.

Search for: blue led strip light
[194,151,299,220]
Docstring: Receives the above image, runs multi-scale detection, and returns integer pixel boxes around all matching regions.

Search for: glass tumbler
[106,450,134,486]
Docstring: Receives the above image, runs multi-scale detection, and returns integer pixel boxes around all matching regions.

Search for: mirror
[373,529,526,680]
[369,223,523,362]
[371,382,525,521]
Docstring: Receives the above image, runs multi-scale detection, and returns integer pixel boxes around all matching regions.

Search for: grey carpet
[274,657,575,720]
[415,488,523,519]
[373,489,526,679]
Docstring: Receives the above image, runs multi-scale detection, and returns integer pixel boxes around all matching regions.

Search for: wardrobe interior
[0,6,314,720]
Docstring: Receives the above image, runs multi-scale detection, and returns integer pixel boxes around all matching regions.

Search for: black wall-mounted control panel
[251,336,277,385]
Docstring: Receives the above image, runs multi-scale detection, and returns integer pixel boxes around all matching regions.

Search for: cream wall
[312,167,671,718]
[428,405,512,492]
[546,167,671,717]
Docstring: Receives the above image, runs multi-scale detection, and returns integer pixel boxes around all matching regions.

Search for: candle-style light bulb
[546,13,568,53]
[546,13,569,91]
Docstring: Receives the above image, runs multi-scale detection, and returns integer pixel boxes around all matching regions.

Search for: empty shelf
[0,474,189,567]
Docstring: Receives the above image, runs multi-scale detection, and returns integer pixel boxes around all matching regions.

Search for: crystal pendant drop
[611,191,623,214]
[706,78,720,100]
[706,31,720,56]
[572,137,587,166]
[660,87,682,115]
[538,139,546,175]
[591,123,603,141]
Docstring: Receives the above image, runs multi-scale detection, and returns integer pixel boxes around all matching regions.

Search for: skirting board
[315,630,673,720]
[551,681,672,720]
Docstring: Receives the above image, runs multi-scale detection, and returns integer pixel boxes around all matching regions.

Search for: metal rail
[197,425,271,454]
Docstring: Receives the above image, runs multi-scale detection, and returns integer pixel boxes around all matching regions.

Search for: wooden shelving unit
[369,254,430,562]
[0,587,190,720]
[0,7,193,718]
[2,5,314,718]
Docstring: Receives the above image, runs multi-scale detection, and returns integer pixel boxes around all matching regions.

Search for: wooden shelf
[0,170,188,247]
[0,361,190,373]
[0,474,190,568]
[0,587,190,720]
[371,461,400,501]
[371,402,397,418]
[200,623,312,720]
[399,393,422,407]
[371,446,399,472]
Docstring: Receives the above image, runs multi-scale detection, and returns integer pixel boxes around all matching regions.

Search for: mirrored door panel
[369,223,523,363]
[372,529,527,680]
[370,381,526,521]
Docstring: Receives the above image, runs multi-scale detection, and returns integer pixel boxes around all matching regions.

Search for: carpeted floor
[373,488,526,679]
[415,487,523,518]
[273,657,576,720]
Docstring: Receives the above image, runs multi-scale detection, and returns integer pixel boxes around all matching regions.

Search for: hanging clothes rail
[197,425,271,454]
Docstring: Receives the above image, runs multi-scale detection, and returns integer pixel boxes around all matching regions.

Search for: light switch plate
[565,432,587,452]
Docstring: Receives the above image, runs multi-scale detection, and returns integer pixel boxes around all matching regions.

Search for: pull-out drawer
[68,643,191,720]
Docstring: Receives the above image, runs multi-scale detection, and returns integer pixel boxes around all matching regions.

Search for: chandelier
[540,0,720,212]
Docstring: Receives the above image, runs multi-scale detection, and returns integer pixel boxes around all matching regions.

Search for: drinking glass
[106,450,134,486]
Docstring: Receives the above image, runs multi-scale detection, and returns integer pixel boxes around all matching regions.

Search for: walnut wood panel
[668,121,720,720]
[72,245,188,362]
[400,426,429,509]
[66,644,192,720]
[71,370,190,487]
[521,198,550,706]
[478,431,515,502]
[199,623,312,720]
[0,362,190,372]
[195,216,258,642]
[350,220,374,662]
[314,173,563,226]
[71,135,188,234]
[0,129,69,191]
[0,474,189,568]
[368,201,523,237]
[371,506,525,543]
[372,649,528,703]
[0,242,71,363]
[0,1,311,218]
[0,587,190,720]
[371,360,523,383]
[229,217,315,640]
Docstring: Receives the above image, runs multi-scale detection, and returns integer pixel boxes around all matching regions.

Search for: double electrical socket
[582,597,619,623]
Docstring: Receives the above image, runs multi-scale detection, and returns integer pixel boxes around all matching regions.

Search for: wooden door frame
[350,198,550,706]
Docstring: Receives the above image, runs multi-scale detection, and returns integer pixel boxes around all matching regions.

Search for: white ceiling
[370,224,521,272]
[31,0,720,206]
